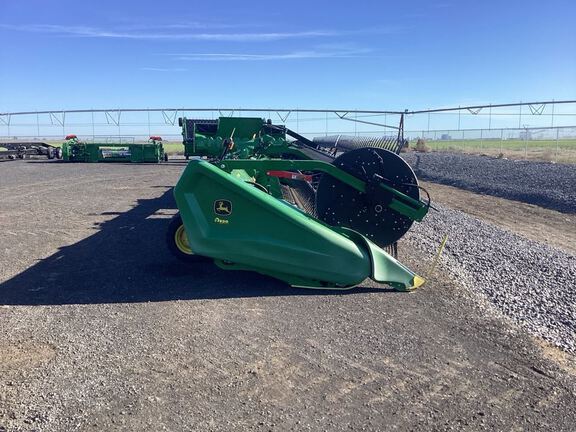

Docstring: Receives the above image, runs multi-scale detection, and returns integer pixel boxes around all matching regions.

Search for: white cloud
[140,67,188,72]
[122,22,237,31]
[169,47,371,61]
[0,23,335,41]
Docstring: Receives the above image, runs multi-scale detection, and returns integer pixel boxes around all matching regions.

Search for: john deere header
[169,116,429,291]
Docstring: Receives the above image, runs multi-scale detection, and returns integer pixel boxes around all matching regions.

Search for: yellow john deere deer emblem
[214,199,232,216]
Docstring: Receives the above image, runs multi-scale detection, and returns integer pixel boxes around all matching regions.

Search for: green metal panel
[174,160,422,290]
[60,141,163,163]
[333,227,425,291]
[216,117,264,139]
[62,141,71,161]
[175,160,370,287]
[190,134,225,158]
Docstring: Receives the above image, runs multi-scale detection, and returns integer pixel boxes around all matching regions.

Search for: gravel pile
[406,205,576,354]
[402,152,576,213]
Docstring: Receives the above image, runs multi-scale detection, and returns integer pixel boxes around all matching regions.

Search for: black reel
[316,147,420,247]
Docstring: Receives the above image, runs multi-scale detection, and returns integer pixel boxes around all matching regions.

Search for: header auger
[168,116,430,291]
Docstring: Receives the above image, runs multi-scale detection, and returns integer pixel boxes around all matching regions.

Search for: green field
[162,142,185,154]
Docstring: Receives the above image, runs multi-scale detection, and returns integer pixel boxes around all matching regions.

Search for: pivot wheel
[316,147,420,247]
[167,213,210,263]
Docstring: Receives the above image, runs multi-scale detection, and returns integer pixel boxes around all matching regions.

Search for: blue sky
[0,0,575,114]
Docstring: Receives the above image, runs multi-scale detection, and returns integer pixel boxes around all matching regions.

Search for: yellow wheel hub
[174,224,193,255]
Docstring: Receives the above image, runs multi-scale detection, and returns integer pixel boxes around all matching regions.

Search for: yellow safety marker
[428,234,448,278]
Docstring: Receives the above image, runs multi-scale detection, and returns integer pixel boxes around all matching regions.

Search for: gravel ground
[402,152,576,213]
[1,160,576,431]
[420,181,576,256]
[406,205,576,354]
[402,151,576,353]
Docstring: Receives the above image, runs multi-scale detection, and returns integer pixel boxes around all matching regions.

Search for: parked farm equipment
[168,116,430,291]
[0,142,61,161]
[61,135,168,163]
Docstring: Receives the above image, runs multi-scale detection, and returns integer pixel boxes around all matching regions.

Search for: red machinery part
[65,134,77,140]
[266,170,313,182]
[150,136,163,141]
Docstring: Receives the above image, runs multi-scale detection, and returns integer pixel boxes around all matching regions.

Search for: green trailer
[169,116,430,291]
[61,135,168,163]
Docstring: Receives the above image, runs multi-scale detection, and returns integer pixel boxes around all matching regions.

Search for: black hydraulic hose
[218,138,234,162]
[265,124,318,149]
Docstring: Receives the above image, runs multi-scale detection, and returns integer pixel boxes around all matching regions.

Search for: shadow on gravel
[0,189,390,306]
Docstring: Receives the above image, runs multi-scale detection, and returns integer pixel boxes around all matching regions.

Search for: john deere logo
[214,199,232,216]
